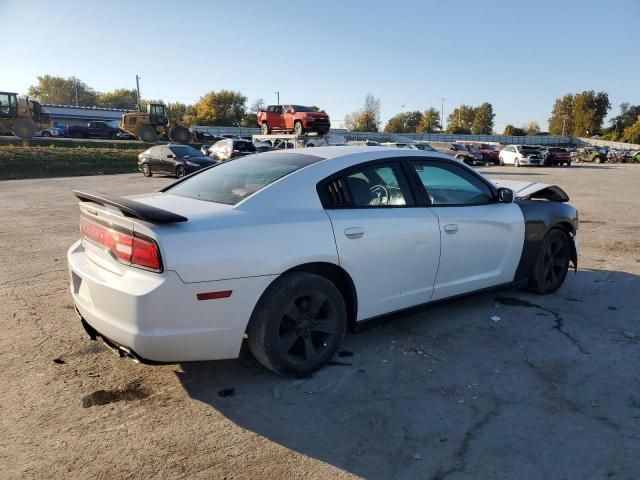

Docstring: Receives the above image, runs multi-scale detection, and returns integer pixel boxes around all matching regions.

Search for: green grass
[0,145,140,180]
[0,136,153,150]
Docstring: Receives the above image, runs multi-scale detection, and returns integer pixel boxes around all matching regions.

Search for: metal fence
[574,137,640,150]
[190,125,640,149]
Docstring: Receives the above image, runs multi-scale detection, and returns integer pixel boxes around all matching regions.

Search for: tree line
[25,75,640,144]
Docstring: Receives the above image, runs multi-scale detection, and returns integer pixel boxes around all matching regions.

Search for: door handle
[444,224,459,233]
[344,227,365,239]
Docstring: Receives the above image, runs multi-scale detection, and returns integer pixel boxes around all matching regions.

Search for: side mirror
[497,187,514,203]
[166,154,175,159]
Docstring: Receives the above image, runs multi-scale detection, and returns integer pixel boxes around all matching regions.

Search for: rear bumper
[67,240,275,362]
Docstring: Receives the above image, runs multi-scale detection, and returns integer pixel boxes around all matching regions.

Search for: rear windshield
[235,140,256,152]
[291,105,313,112]
[166,153,322,205]
[170,145,202,157]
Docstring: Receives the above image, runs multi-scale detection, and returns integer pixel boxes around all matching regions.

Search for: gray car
[429,142,484,165]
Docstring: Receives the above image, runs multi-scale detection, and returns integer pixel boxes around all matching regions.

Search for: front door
[324,160,441,320]
[408,159,525,300]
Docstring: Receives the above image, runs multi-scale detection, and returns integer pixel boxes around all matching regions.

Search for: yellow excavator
[0,92,50,139]
[120,103,191,143]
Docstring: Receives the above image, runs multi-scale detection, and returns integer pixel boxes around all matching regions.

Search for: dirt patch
[81,379,150,408]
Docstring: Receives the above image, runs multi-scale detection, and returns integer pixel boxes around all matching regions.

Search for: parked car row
[36,121,136,140]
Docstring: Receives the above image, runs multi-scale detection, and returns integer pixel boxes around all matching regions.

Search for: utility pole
[440,98,445,132]
[275,91,280,105]
[135,75,142,111]
[74,80,79,107]
[561,115,568,137]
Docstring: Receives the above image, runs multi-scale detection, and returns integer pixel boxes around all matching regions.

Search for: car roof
[270,145,454,161]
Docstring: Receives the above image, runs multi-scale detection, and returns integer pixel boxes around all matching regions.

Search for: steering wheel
[370,185,389,205]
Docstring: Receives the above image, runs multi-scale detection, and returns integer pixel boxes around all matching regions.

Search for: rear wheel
[499,156,504,166]
[515,158,521,167]
[528,228,571,294]
[294,121,304,135]
[141,163,152,177]
[139,125,158,143]
[169,126,190,143]
[42,130,51,137]
[175,165,186,178]
[12,118,37,139]
[261,123,270,135]
[594,156,601,164]
[248,272,347,377]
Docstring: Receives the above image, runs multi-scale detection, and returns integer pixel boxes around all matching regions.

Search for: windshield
[290,105,313,112]
[170,145,202,157]
[166,153,322,205]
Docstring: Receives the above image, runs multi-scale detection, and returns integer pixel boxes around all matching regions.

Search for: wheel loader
[120,103,192,143]
[0,92,51,139]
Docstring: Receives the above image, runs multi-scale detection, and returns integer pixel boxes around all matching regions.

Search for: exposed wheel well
[284,262,358,331]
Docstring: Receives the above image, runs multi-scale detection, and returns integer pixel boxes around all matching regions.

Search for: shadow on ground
[177,269,640,479]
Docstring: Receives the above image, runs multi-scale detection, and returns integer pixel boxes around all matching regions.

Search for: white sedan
[499,144,545,166]
[68,147,578,376]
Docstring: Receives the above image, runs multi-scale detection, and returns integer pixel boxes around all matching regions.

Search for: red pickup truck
[257,105,330,135]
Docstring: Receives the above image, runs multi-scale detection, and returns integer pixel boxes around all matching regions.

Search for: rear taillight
[80,216,161,271]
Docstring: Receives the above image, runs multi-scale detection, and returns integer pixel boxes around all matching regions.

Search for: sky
[1,0,639,131]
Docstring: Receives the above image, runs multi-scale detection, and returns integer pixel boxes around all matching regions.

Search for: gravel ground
[1,164,639,480]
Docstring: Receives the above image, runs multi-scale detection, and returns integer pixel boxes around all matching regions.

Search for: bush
[0,145,139,180]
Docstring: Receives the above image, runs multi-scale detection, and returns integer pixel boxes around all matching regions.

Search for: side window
[411,161,494,206]
[323,162,414,208]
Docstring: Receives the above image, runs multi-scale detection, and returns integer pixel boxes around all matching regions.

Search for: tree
[27,75,98,106]
[572,90,610,136]
[344,94,381,132]
[471,102,495,134]
[524,121,541,135]
[384,111,423,133]
[194,90,247,126]
[446,105,475,133]
[503,124,527,136]
[606,103,640,140]
[239,98,265,127]
[97,89,138,110]
[417,108,441,133]
[548,94,574,136]
[166,102,196,125]
[548,91,610,136]
[621,115,640,144]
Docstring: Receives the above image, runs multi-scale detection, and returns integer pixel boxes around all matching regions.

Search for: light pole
[440,97,445,132]
[135,75,142,111]
[561,115,568,137]
[275,91,280,105]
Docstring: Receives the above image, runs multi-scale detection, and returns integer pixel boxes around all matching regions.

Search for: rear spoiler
[73,191,188,223]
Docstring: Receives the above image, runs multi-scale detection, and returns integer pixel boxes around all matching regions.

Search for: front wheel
[294,121,304,135]
[528,228,571,294]
[141,163,152,177]
[248,272,347,377]
[169,126,190,143]
[42,131,51,137]
[138,125,158,143]
[261,123,270,135]
[499,157,505,166]
[175,165,186,178]
[515,158,521,167]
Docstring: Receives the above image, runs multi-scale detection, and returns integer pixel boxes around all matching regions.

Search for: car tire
[528,228,571,294]
[594,157,601,164]
[141,163,152,177]
[294,121,304,136]
[261,123,270,135]
[515,158,521,167]
[169,126,190,144]
[175,165,186,178]
[499,157,504,166]
[42,131,51,137]
[139,125,158,143]
[247,272,347,377]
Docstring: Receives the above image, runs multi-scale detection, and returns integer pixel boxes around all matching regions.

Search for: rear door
[322,160,441,320]
[408,159,525,300]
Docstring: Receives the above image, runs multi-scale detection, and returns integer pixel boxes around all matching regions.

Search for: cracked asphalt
[1,164,639,479]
